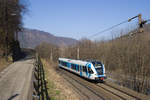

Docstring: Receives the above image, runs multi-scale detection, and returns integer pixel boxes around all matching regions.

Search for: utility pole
[128,14,149,33]
[77,47,79,59]
[138,14,144,33]
[50,48,53,61]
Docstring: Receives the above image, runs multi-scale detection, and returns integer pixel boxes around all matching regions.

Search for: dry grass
[42,59,80,100]
[0,58,10,72]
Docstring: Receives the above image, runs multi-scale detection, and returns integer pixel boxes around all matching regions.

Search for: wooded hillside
[36,24,150,95]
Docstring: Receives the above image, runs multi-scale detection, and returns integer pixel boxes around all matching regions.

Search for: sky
[23,0,150,40]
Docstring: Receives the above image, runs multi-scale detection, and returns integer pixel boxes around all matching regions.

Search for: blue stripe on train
[88,64,91,78]
[67,62,71,68]
[76,64,79,72]
[97,75,105,77]
[86,63,91,78]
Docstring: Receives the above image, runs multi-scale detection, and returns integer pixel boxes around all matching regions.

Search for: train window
[71,64,73,69]
[65,62,67,67]
[79,65,82,71]
[71,63,76,70]
[88,68,93,74]
[76,65,79,71]
[82,66,84,72]
[62,61,67,67]
[74,65,76,70]
[85,66,87,72]
[83,66,87,72]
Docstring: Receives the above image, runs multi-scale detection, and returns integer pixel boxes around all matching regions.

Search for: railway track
[103,81,150,100]
[96,84,137,100]
[58,68,146,100]
[57,68,106,100]
[101,83,141,100]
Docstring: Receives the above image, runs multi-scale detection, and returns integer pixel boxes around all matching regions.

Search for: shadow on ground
[13,48,36,62]
[8,94,19,100]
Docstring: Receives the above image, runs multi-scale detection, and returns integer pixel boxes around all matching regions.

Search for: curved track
[61,73,91,100]
[57,68,106,100]
[101,83,141,100]
[58,68,145,100]
[96,84,136,100]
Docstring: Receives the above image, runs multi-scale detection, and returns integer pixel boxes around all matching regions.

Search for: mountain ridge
[18,28,77,48]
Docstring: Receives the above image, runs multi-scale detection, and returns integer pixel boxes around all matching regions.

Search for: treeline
[0,0,26,61]
[36,32,150,95]
[36,42,60,62]
[66,34,150,94]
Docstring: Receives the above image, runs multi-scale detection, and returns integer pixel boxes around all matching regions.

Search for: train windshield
[96,67,103,75]
[92,61,102,67]
[92,61,103,75]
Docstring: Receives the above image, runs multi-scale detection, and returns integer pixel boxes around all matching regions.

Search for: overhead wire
[147,19,150,22]
[88,19,129,38]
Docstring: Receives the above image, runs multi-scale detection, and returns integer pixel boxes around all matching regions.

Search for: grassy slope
[42,59,80,100]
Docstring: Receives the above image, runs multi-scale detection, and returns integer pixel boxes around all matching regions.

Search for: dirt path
[0,58,34,100]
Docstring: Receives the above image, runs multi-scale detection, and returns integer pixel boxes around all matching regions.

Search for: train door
[76,64,79,72]
[86,66,88,77]
[82,66,87,78]
[80,65,82,76]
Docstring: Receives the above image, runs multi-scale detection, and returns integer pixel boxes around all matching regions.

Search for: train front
[92,61,106,82]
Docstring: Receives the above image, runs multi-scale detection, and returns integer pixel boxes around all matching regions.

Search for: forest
[36,27,150,95]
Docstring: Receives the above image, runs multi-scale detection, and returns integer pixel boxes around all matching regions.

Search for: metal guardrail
[32,54,50,100]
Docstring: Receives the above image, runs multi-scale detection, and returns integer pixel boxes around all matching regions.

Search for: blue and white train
[58,58,106,82]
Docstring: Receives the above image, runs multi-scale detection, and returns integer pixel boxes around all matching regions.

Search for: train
[58,58,106,82]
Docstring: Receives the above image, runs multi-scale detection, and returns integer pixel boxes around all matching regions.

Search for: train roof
[59,58,90,66]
